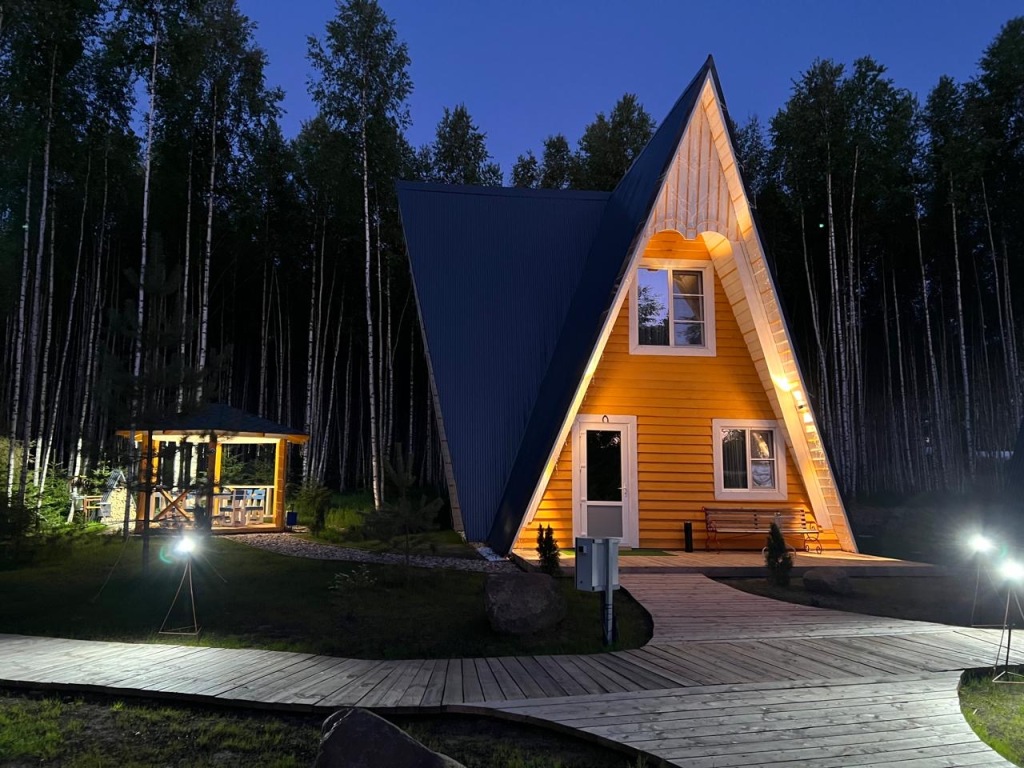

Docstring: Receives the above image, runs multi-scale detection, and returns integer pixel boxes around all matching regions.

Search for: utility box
[575,537,620,592]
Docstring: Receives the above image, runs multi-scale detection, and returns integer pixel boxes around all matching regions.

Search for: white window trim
[711,418,788,501]
[629,258,717,357]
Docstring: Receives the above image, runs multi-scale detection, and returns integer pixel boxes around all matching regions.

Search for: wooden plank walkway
[1,573,1019,766]
[468,673,1013,767]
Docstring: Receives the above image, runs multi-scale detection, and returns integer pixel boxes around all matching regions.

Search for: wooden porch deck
[0,574,1018,766]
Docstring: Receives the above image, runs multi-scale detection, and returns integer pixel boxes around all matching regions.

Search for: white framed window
[711,419,787,500]
[629,259,716,356]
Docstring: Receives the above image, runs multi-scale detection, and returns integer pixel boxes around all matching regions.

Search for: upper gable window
[629,259,716,356]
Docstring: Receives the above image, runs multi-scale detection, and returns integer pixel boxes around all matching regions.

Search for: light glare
[1000,559,1024,582]
[970,534,994,554]
[175,536,197,555]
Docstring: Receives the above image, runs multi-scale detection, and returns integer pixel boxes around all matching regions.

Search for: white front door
[572,415,638,547]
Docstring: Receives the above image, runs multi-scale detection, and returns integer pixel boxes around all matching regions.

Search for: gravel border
[229,533,520,573]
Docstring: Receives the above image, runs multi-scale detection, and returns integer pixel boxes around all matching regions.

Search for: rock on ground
[802,567,854,596]
[484,572,567,635]
[314,708,464,768]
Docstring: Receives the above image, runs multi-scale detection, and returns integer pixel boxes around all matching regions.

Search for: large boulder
[484,572,566,635]
[314,708,464,768]
[802,567,853,596]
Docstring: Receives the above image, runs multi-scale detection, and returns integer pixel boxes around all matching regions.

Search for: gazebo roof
[118,403,308,444]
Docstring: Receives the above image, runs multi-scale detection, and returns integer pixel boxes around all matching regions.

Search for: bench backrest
[703,506,810,529]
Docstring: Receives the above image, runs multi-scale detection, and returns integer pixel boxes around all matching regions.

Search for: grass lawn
[960,667,1024,767]
[302,526,482,559]
[0,533,650,658]
[0,688,644,768]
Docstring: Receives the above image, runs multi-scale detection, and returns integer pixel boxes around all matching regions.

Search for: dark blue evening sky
[241,0,1021,176]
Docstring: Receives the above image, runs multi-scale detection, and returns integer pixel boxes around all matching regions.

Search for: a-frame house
[398,57,858,556]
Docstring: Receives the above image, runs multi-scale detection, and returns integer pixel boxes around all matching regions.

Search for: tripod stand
[993,582,1024,684]
[159,553,200,636]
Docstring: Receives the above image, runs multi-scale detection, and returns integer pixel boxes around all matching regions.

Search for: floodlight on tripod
[992,558,1024,684]
[159,535,201,636]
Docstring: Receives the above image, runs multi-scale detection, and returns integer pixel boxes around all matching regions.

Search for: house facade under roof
[398,57,857,555]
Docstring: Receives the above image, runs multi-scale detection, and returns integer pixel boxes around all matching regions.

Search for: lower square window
[712,419,787,500]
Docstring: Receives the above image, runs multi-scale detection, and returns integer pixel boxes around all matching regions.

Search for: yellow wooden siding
[514,232,826,552]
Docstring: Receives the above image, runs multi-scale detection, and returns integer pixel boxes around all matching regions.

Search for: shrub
[361,444,442,567]
[765,521,793,586]
[536,524,562,576]
[293,483,332,535]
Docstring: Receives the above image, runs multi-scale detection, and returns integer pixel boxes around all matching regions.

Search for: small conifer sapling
[765,521,793,587]
[536,524,562,576]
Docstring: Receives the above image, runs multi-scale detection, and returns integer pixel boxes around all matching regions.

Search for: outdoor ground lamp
[160,534,201,636]
[969,534,995,626]
[993,558,1024,684]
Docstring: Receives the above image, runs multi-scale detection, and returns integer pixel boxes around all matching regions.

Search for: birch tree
[308,0,411,510]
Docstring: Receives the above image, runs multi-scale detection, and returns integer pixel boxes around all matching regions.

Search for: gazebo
[117,404,308,533]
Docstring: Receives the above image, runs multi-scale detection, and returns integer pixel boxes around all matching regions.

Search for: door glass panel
[587,505,624,537]
[586,430,622,501]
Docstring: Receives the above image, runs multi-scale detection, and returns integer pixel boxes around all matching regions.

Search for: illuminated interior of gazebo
[117,405,308,533]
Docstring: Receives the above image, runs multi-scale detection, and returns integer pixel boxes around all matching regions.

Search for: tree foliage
[426,103,502,186]
[1,6,1023,527]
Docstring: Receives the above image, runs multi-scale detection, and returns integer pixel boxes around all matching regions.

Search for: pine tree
[765,522,793,587]
[536,524,561,576]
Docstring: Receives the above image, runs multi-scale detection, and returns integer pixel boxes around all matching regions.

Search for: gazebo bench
[702,506,821,553]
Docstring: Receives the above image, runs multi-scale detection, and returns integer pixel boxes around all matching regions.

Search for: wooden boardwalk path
[1,573,1019,766]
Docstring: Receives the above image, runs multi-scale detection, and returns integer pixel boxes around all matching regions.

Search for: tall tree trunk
[891,271,914,487]
[825,163,850,490]
[273,269,285,424]
[339,334,353,492]
[6,160,32,498]
[318,311,343,485]
[177,149,194,412]
[196,89,217,405]
[73,151,109,478]
[302,221,319,482]
[45,156,91,478]
[34,197,58,499]
[19,49,58,507]
[948,176,975,482]
[258,258,271,417]
[133,29,158,410]
[1001,236,1021,424]
[361,119,381,511]
[916,210,945,487]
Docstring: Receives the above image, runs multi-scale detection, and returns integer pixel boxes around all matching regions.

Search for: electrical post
[576,537,620,647]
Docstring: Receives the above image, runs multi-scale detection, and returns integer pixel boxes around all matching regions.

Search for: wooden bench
[702,506,821,553]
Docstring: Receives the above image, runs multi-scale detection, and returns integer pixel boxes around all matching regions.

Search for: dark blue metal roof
[400,58,721,553]
[398,183,610,542]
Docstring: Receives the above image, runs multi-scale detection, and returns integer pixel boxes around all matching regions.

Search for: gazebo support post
[274,438,287,528]
[203,433,218,532]
[141,429,155,570]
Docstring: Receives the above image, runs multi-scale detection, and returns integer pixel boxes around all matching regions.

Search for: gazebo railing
[148,484,276,528]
